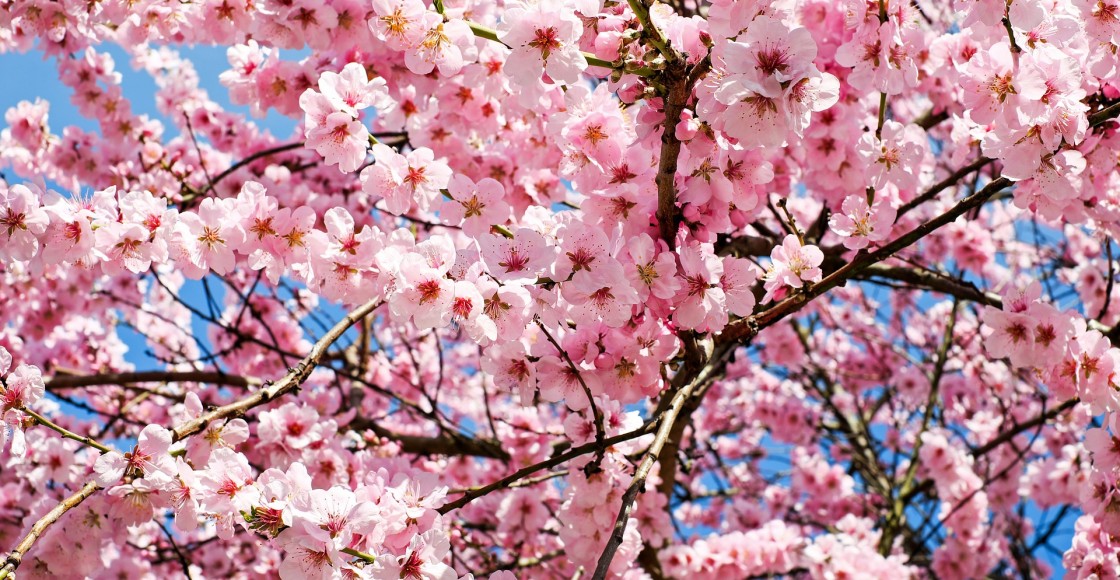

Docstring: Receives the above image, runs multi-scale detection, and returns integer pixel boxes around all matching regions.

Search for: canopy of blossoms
[2,0,1120,578]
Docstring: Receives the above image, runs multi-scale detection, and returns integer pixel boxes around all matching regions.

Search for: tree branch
[970,398,1079,458]
[438,423,659,515]
[654,64,692,249]
[721,177,1013,345]
[47,371,262,391]
[172,298,382,441]
[348,418,509,460]
[0,482,100,580]
[591,352,726,580]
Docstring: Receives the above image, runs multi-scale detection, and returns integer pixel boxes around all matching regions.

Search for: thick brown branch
[1090,101,1120,126]
[654,64,691,249]
[855,265,1001,307]
[715,234,778,258]
[47,371,262,391]
[914,109,949,130]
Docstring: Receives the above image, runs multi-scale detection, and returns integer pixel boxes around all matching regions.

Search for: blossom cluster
[5,0,1120,577]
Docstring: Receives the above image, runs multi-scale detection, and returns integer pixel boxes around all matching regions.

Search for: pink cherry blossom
[178,197,245,276]
[93,424,176,487]
[500,2,587,85]
[304,110,370,173]
[405,17,477,77]
[441,175,510,239]
[318,62,389,117]
[363,144,451,215]
[720,256,758,317]
[0,183,49,261]
[626,233,681,300]
[371,529,456,580]
[714,78,788,149]
[479,227,552,284]
[369,0,430,50]
[961,43,1019,125]
[763,235,824,303]
[857,120,928,191]
[725,15,819,92]
[563,258,640,328]
[0,363,44,411]
[828,194,897,250]
[4,3,1120,579]
[675,242,728,332]
[390,258,455,329]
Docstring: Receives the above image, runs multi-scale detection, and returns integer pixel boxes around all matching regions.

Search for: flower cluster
[5,0,1120,577]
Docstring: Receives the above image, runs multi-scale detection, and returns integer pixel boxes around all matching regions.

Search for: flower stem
[875,92,888,141]
[22,407,114,454]
[464,20,635,75]
[341,547,376,563]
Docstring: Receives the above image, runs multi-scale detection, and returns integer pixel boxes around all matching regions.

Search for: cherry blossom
[304,110,370,173]
[479,227,552,284]
[369,0,429,50]
[318,62,389,117]
[93,425,176,487]
[441,175,510,239]
[500,1,587,85]
[857,120,928,191]
[675,242,729,332]
[828,194,896,250]
[762,235,824,302]
[0,183,49,261]
[563,258,640,328]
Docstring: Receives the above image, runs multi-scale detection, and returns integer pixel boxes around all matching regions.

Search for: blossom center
[461,195,485,218]
[686,274,709,297]
[755,47,791,77]
[589,286,615,306]
[1,209,27,236]
[529,27,561,59]
[484,295,511,319]
[380,10,410,38]
[400,550,425,579]
[499,248,530,273]
[583,124,607,145]
[637,263,659,286]
[198,226,225,248]
[566,248,596,273]
[250,217,276,240]
[417,279,443,304]
[452,296,474,319]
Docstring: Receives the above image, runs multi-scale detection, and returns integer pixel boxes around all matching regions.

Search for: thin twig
[156,519,194,579]
[172,298,382,441]
[22,407,113,454]
[536,320,605,448]
[1099,239,1115,321]
[438,424,658,515]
